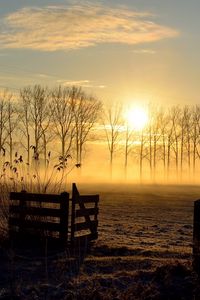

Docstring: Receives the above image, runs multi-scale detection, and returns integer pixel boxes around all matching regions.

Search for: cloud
[0,3,179,51]
[38,73,52,78]
[132,49,156,54]
[57,79,106,89]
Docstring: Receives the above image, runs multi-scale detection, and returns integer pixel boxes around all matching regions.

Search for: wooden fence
[9,183,99,246]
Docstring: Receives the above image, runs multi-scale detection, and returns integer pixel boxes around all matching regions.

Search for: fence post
[94,195,99,239]
[19,190,27,236]
[71,183,79,246]
[193,199,200,275]
[60,192,69,244]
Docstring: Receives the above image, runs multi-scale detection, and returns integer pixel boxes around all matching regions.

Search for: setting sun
[125,106,149,130]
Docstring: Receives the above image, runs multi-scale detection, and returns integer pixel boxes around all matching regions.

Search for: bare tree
[19,88,32,166]
[0,91,9,157]
[148,105,162,180]
[158,109,168,179]
[165,109,174,180]
[178,106,191,179]
[20,85,51,167]
[38,99,54,168]
[7,96,19,165]
[152,112,163,180]
[29,85,50,159]
[139,130,145,181]
[72,87,102,166]
[137,128,149,182]
[170,106,181,177]
[192,106,200,176]
[184,107,192,175]
[123,122,135,179]
[50,86,75,161]
[102,102,122,179]
[148,110,153,179]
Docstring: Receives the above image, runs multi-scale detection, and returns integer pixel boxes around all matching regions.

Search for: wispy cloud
[132,49,156,54]
[38,73,52,78]
[0,3,179,51]
[57,79,106,89]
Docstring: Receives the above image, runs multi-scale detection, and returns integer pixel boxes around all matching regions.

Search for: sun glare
[125,106,148,130]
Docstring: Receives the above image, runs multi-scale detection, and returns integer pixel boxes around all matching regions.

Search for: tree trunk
[9,136,12,165]
[124,126,128,180]
[167,136,171,181]
[149,126,152,180]
[140,132,144,183]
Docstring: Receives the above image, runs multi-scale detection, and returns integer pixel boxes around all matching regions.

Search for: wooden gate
[9,184,99,246]
[70,183,99,245]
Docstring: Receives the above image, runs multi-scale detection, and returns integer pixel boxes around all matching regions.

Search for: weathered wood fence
[9,183,99,246]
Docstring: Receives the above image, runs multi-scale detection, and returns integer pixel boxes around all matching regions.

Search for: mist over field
[1,85,200,193]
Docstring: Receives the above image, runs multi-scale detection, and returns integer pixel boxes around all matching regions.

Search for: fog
[1,86,200,192]
[69,156,200,186]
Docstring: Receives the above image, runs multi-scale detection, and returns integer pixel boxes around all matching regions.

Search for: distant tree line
[103,103,200,182]
[1,85,200,184]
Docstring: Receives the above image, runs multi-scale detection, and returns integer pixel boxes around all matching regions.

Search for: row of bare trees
[0,85,101,171]
[103,103,200,181]
[1,85,200,183]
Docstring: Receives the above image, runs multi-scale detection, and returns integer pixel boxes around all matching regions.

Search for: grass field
[1,184,200,299]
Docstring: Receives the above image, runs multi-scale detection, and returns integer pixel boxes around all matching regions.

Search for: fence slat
[74,220,98,232]
[75,207,99,218]
[74,195,99,204]
[10,206,61,217]
[10,192,61,203]
[9,218,61,232]
[73,232,98,244]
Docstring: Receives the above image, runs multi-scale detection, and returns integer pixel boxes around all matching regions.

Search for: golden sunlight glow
[125,106,148,130]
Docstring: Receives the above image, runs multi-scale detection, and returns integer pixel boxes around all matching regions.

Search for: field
[1,184,200,299]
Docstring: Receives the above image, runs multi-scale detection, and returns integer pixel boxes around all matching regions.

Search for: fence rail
[10,192,61,203]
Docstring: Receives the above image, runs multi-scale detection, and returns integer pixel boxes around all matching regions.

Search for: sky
[0,0,200,106]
